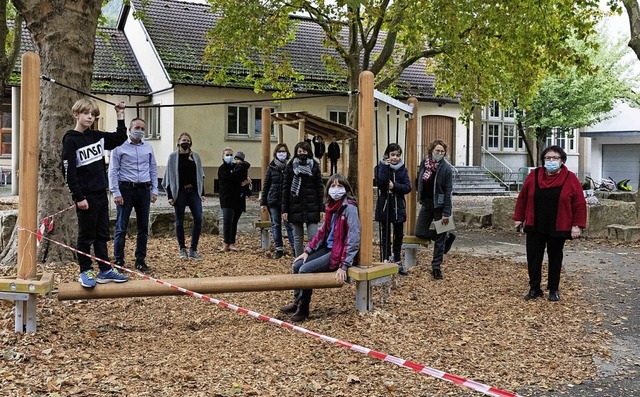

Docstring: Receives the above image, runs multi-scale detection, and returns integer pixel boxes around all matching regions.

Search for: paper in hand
[434,217,455,234]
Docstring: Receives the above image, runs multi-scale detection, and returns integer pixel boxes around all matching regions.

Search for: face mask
[544,160,561,172]
[276,152,287,161]
[328,186,346,201]
[130,128,144,141]
[224,155,233,164]
[298,154,308,162]
[432,153,444,162]
[180,142,191,150]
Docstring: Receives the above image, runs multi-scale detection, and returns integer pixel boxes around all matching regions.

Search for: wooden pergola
[269,110,357,176]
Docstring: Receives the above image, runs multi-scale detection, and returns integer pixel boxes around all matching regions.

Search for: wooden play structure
[6,65,432,332]
[0,53,54,333]
[253,108,357,247]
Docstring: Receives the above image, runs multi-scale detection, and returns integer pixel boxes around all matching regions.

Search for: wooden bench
[402,235,431,268]
[253,220,272,249]
[0,272,55,332]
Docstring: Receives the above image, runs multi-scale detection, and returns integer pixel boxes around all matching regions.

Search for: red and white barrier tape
[23,226,522,397]
[36,204,75,245]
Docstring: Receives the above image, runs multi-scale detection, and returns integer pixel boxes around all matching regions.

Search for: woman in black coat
[282,141,325,257]
[218,147,251,252]
[375,143,412,274]
[261,143,295,258]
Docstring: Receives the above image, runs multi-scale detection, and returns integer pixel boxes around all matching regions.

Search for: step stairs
[453,166,509,195]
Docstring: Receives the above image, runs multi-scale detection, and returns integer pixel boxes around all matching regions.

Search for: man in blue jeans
[109,118,158,273]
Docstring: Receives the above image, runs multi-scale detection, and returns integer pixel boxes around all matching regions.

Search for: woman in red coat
[513,145,587,302]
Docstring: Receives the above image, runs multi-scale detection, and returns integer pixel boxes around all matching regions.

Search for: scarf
[421,157,439,182]
[273,158,286,171]
[291,157,313,197]
[389,159,404,171]
[325,197,344,219]
[537,165,569,189]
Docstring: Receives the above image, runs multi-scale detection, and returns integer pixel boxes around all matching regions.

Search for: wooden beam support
[405,97,419,235]
[358,71,374,267]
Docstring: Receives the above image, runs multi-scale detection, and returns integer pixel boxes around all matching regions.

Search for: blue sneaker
[78,269,97,288]
[97,268,129,284]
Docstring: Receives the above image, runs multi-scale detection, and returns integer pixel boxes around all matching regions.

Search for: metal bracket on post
[253,220,272,250]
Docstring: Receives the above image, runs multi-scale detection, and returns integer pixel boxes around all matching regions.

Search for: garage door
[602,144,640,190]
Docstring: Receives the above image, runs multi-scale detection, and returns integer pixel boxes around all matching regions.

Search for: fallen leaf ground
[1,230,610,397]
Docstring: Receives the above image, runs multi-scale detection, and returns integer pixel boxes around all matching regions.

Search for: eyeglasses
[544,156,561,161]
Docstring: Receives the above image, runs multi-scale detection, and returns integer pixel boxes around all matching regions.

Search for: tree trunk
[5,0,103,265]
[623,0,640,60]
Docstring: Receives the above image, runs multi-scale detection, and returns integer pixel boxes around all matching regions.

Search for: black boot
[291,290,311,322]
[280,290,300,313]
[280,299,299,313]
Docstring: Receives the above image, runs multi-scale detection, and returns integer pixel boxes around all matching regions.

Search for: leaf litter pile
[1,231,610,396]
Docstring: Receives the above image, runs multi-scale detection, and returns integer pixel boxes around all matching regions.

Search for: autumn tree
[204,0,603,186]
[0,0,105,264]
[518,30,640,165]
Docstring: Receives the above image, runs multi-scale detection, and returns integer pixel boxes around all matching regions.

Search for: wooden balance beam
[57,263,399,312]
[58,273,343,300]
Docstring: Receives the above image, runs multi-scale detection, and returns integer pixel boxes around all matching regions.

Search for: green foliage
[520,27,640,140]
[205,0,603,116]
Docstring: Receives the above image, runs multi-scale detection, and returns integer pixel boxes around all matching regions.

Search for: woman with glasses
[260,143,295,258]
[513,145,587,302]
[415,139,456,280]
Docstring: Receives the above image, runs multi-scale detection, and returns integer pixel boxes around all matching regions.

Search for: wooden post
[298,120,305,142]
[341,140,347,174]
[261,108,271,222]
[278,124,284,144]
[17,52,40,281]
[358,71,374,266]
[405,97,418,235]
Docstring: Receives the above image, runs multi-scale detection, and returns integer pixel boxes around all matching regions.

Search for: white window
[503,124,516,150]
[488,124,500,149]
[138,101,161,139]
[556,128,567,149]
[518,128,526,150]
[504,107,515,119]
[489,100,500,118]
[227,105,276,139]
[329,109,347,125]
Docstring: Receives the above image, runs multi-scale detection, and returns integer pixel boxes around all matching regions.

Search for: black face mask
[298,154,308,162]
[180,142,191,150]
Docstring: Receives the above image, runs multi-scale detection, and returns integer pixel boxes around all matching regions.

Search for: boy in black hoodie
[62,99,129,288]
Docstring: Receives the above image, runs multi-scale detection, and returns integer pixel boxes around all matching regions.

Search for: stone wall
[491,197,637,238]
[0,209,219,252]
[109,210,220,237]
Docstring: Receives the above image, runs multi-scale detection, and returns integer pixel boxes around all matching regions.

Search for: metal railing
[480,147,515,188]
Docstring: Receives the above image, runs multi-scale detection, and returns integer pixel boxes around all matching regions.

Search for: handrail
[480,147,514,187]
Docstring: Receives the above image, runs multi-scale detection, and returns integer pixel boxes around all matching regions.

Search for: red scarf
[422,157,439,182]
[325,198,344,219]
[537,166,568,189]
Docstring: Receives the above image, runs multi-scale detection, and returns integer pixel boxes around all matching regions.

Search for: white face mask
[328,186,346,201]
[432,153,444,162]
[130,128,144,141]
[276,152,287,161]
